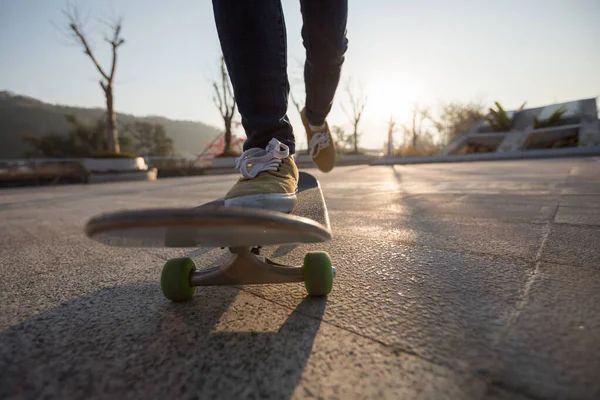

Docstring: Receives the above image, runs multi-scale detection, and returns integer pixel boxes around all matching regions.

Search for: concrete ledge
[83,157,148,173]
[296,153,379,167]
[371,146,600,166]
[88,168,157,184]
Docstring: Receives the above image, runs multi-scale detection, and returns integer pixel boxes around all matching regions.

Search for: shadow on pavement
[0,282,325,399]
[387,164,551,396]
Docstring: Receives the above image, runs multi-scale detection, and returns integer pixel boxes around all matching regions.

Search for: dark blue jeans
[212,0,348,154]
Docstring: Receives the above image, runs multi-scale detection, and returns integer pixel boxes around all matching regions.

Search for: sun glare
[365,79,422,122]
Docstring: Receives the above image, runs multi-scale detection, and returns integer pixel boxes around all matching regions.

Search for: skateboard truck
[190,247,335,286]
[223,245,261,255]
[160,246,336,301]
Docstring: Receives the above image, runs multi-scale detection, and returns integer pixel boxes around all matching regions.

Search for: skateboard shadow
[0,283,326,399]
[270,244,298,257]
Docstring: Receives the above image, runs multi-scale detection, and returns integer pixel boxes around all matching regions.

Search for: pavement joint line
[333,213,554,226]
[486,202,560,392]
[537,259,600,271]
[88,252,435,371]
[387,213,555,225]
[555,204,600,210]
[446,199,564,207]
[0,180,226,211]
[231,284,475,383]
[551,221,600,229]
[87,248,419,360]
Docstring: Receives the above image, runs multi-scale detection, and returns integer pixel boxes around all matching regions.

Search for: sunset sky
[1,0,599,152]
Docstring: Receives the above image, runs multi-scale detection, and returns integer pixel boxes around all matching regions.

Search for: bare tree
[386,115,399,156]
[212,56,237,155]
[288,58,308,153]
[402,105,430,149]
[289,90,303,117]
[331,125,352,155]
[342,78,367,154]
[287,57,305,116]
[63,3,125,154]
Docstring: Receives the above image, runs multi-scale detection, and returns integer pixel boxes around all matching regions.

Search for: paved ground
[1,158,599,400]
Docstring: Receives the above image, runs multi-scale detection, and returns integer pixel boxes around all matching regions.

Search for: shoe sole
[224,192,297,213]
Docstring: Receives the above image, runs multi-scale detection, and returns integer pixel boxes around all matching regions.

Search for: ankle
[309,121,326,131]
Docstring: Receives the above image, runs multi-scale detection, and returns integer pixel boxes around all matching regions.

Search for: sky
[1,0,599,151]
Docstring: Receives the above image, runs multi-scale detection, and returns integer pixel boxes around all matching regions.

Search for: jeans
[212,0,348,155]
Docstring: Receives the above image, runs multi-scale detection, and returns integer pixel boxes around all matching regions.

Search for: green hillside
[0,91,221,159]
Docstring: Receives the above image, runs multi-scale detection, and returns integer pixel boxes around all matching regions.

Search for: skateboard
[85,172,335,301]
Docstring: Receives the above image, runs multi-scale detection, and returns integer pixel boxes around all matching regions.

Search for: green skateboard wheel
[160,257,196,301]
[303,251,334,296]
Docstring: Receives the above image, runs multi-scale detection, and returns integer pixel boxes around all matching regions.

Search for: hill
[0,91,221,159]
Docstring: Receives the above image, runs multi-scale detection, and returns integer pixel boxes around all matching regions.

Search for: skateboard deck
[85,172,330,248]
[84,171,335,300]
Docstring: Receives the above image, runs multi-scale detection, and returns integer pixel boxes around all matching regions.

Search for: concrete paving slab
[541,224,600,268]
[492,262,600,400]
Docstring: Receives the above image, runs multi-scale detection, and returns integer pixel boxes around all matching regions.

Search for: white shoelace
[309,132,331,158]
[234,138,290,179]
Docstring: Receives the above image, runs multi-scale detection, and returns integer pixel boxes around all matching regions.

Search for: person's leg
[301,0,348,126]
[299,0,348,172]
[211,0,299,212]
[211,0,295,154]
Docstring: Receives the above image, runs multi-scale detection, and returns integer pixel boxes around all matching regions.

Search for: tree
[386,115,399,156]
[212,56,237,155]
[342,78,367,154]
[287,57,309,153]
[124,121,173,156]
[430,101,486,144]
[22,115,175,158]
[63,3,125,154]
[331,125,352,155]
[289,90,303,117]
[22,115,134,158]
[402,105,430,149]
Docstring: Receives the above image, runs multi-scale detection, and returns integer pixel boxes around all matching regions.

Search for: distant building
[442,97,600,155]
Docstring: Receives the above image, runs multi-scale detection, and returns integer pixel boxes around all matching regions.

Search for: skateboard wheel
[160,257,196,302]
[303,251,334,296]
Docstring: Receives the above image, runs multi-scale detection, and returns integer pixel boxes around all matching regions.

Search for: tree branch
[221,56,229,117]
[290,90,302,114]
[64,4,124,84]
[68,22,109,81]
[109,19,124,80]
[213,82,224,117]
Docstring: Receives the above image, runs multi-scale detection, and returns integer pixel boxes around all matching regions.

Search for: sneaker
[224,138,299,213]
[301,108,336,172]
